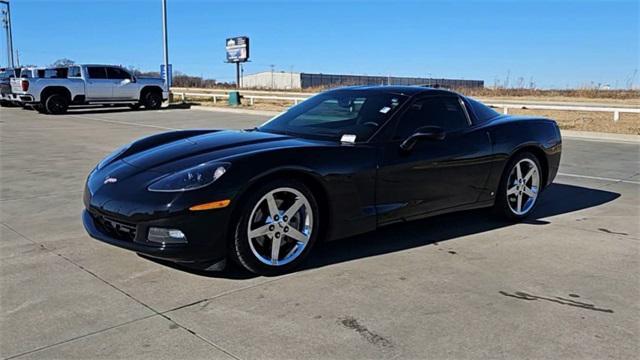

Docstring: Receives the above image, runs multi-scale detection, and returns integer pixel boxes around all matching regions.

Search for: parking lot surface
[1,106,638,359]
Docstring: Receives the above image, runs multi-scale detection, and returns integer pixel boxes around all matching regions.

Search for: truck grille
[93,214,137,242]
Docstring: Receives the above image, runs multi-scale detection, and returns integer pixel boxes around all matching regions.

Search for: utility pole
[1,0,14,68]
[235,62,240,89]
[270,64,275,89]
[161,0,169,89]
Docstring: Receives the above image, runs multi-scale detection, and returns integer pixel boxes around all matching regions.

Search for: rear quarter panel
[485,115,562,192]
[22,78,86,101]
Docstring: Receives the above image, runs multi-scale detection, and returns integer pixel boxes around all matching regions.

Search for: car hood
[121,129,316,172]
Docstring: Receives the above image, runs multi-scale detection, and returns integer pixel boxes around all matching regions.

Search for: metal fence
[300,73,483,89]
[173,90,638,122]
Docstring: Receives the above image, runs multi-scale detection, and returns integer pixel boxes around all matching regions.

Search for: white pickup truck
[10,64,169,114]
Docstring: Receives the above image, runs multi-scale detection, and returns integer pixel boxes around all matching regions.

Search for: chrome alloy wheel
[247,187,313,266]
[506,158,540,215]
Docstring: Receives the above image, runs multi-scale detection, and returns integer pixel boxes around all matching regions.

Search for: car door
[106,67,138,100]
[85,66,112,100]
[375,95,493,225]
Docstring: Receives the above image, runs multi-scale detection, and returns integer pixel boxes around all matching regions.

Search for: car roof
[328,85,461,97]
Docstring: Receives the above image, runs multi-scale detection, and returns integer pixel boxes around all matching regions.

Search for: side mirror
[399,126,446,152]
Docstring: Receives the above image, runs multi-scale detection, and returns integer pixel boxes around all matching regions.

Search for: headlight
[97,144,131,170]
[147,162,230,192]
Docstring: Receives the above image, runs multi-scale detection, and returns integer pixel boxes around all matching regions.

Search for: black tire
[494,152,543,221]
[142,91,162,110]
[0,100,10,107]
[128,103,141,110]
[44,93,69,115]
[230,179,320,275]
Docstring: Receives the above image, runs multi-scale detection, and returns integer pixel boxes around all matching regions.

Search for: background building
[241,71,484,90]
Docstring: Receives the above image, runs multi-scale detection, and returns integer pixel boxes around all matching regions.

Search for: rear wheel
[44,93,69,115]
[495,152,542,220]
[231,179,320,275]
[142,91,162,110]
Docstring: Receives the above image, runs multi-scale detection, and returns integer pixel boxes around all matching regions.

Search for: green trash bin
[228,91,241,106]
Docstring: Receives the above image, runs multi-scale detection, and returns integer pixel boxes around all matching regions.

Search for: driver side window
[394,96,469,139]
[106,67,132,80]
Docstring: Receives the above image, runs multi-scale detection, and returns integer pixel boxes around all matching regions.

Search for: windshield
[258,90,408,142]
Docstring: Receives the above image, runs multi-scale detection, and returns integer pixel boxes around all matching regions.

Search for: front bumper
[82,207,230,265]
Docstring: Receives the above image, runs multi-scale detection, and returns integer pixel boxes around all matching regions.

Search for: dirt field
[173,89,640,135]
[501,108,638,134]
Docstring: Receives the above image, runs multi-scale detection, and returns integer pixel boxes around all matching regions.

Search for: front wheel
[142,91,162,110]
[494,152,542,220]
[231,180,320,275]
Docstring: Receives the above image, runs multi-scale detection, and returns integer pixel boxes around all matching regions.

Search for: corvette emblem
[104,177,118,184]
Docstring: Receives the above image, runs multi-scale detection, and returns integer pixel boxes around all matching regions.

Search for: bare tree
[50,58,75,67]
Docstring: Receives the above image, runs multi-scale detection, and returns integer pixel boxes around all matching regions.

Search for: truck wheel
[142,91,162,110]
[0,100,10,107]
[44,94,69,115]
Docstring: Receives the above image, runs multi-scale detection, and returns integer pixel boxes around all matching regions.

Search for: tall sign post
[225,36,249,89]
[161,0,170,90]
[0,0,14,68]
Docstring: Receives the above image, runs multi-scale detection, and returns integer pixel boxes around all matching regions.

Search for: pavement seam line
[67,114,178,130]
[557,172,640,185]
[3,314,159,360]
[162,274,297,315]
[0,223,243,360]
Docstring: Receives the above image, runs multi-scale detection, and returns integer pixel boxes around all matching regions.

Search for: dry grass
[500,108,639,135]
[457,88,640,101]
[179,90,640,135]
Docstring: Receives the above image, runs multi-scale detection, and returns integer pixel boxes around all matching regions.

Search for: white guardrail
[172,91,639,122]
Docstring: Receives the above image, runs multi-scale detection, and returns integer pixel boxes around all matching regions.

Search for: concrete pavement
[1,106,638,359]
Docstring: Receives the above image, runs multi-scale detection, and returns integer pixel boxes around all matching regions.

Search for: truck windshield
[258,90,407,142]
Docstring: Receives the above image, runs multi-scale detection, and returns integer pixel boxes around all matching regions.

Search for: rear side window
[44,68,68,78]
[466,97,500,123]
[68,66,81,78]
[395,96,470,139]
[87,67,107,79]
[106,67,132,80]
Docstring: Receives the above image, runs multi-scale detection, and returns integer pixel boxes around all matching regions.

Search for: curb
[189,105,279,117]
[561,130,640,144]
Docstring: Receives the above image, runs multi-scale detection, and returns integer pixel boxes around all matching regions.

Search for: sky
[2,0,638,89]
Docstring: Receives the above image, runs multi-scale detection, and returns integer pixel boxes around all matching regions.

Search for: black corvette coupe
[83,86,562,275]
